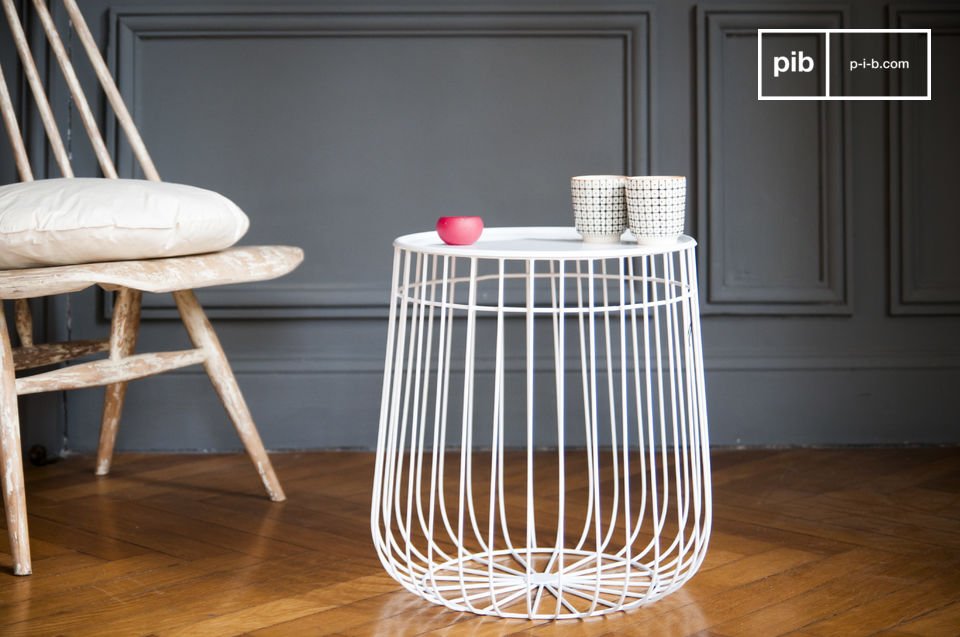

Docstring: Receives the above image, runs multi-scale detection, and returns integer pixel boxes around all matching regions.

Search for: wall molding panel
[889,6,960,315]
[697,6,851,315]
[104,5,653,320]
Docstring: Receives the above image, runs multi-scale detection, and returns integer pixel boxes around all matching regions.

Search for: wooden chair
[0,0,303,575]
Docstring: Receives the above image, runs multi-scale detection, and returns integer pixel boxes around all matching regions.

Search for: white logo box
[757,28,932,101]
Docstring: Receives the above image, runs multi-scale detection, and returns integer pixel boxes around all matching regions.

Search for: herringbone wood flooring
[1,449,958,636]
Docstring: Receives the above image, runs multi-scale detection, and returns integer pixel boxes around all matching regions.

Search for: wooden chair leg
[13,300,32,347]
[0,304,30,575]
[172,290,285,502]
[95,288,142,476]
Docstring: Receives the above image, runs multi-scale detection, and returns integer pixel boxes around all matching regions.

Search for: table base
[410,547,680,619]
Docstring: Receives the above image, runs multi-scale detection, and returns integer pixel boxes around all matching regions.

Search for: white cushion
[0,178,249,269]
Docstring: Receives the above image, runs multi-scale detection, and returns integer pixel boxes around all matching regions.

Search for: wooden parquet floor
[1,448,959,636]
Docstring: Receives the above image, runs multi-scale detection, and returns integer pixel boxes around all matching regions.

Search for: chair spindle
[30,0,117,178]
[1,0,72,178]
[61,0,160,181]
[0,60,32,181]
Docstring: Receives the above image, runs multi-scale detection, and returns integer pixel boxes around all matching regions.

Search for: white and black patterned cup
[625,176,686,245]
[571,175,628,243]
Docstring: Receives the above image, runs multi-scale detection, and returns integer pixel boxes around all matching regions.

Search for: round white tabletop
[394,227,696,259]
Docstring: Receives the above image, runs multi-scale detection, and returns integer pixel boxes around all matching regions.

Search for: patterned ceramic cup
[571,175,628,243]
[625,176,686,245]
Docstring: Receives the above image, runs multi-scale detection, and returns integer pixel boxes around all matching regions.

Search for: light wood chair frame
[0,0,302,575]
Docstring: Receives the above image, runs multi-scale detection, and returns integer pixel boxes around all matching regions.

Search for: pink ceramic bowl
[436,216,484,246]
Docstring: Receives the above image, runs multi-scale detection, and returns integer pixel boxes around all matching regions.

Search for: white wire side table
[372,227,711,620]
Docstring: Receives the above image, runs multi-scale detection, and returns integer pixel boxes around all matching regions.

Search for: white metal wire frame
[372,231,711,620]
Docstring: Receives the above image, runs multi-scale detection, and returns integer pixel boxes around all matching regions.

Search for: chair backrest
[0,0,159,182]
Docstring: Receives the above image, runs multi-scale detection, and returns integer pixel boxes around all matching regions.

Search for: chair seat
[0,246,303,300]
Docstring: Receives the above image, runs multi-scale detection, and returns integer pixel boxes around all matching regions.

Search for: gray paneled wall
[4,0,959,453]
